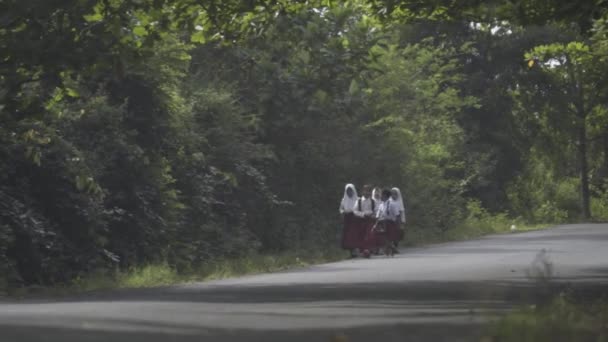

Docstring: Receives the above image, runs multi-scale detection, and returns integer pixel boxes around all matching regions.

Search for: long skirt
[365,220,386,250]
[386,220,402,242]
[370,220,400,247]
[341,213,361,250]
[360,217,378,250]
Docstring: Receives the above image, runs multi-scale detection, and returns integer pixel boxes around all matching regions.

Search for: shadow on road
[4,280,607,342]
[8,278,607,305]
[3,225,608,341]
[0,321,485,342]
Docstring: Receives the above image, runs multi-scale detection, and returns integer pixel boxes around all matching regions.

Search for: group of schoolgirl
[339,183,406,258]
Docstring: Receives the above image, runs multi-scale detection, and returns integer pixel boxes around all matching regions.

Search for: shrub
[591,187,608,221]
[533,201,569,224]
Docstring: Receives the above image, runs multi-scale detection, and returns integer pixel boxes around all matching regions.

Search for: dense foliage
[2,0,608,289]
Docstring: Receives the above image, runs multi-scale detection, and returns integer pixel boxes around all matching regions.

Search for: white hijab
[372,188,380,201]
[340,183,358,213]
[392,187,406,222]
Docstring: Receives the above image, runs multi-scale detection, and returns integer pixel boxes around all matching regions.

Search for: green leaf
[133,26,148,36]
[25,146,33,159]
[190,31,205,44]
[75,175,85,191]
[222,172,238,187]
[177,51,192,61]
[348,79,359,95]
[32,152,41,166]
[66,88,80,98]
[83,13,103,22]
[313,89,328,103]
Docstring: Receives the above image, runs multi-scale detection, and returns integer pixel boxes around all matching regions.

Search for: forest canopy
[2,0,608,288]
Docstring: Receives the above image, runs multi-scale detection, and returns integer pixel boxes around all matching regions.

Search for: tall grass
[483,295,608,342]
[56,249,347,294]
[405,200,549,246]
[6,202,552,297]
[591,193,608,222]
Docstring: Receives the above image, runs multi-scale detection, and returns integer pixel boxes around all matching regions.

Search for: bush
[445,200,512,240]
[533,201,569,224]
[403,200,546,246]
[507,157,579,224]
[0,224,14,294]
[591,187,608,221]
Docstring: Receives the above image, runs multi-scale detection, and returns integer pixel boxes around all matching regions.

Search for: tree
[365,41,477,229]
[524,41,606,219]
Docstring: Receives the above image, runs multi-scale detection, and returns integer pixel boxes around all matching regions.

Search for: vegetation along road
[4,1,608,341]
[1,224,607,342]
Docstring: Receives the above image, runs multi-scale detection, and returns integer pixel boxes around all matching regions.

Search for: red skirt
[360,217,378,250]
[386,221,402,242]
[371,220,401,247]
[341,213,361,250]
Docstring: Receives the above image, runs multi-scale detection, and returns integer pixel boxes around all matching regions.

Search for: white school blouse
[354,197,376,218]
[376,200,400,222]
[339,196,358,214]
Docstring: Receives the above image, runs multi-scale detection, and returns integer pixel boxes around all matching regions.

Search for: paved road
[1,224,608,342]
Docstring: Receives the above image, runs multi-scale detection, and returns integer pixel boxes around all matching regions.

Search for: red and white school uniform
[375,199,401,244]
[391,187,406,242]
[391,187,406,224]
[354,196,376,250]
[339,184,359,250]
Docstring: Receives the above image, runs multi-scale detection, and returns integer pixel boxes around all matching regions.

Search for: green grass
[5,209,552,298]
[481,295,608,342]
[405,201,552,247]
[9,221,552,298]
[60,219,548,295]
[7,249,347,297]
[405,220,550,247]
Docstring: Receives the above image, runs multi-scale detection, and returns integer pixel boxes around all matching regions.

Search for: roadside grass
[5,204,554,298]
[481,294,608,342]
[8,215,550,298]
[480,247,608,342]
[7,249,347,297]
[405,222,550,247]
[405,203,551,247]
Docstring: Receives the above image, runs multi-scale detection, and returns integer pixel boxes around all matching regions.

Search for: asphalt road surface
[1,224,608,342]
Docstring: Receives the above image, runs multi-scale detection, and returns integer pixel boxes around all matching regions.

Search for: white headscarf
[391,187,406,222]
[372,188,380,201]
[340,183,358,213]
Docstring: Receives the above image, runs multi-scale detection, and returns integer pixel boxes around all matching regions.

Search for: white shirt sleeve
[376,202,385,220]
[353,199,364,217]
[367,204,374,217]
[388,200,400,221]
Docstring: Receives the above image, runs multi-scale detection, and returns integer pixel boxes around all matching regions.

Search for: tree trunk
[603,132,608,187]
[571,62,591,220]
[579,124,591,220]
